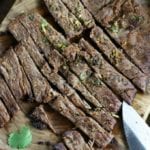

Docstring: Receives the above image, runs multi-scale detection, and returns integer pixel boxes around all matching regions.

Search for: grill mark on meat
[63,130,92,150]
[49,95,113,148]
[0,99,10,128]
[0,48,33,101]
[21,37,116,131]
[60,0,95,29]
[29,105,56,133]
[43,0,83,39]
[0,77,20,117]
[14,44,58,103]
[90,26,149,93]
[79,38,137,103]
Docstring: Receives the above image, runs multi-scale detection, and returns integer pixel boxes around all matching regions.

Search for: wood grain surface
[0,0,150,149]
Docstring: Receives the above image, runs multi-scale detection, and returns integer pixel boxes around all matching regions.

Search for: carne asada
[79,39,137,103]
[61,0,95,28]
[63,130,91,150]
[0,99,10,127]
[53,142,67,150]
[8,13,121,112]
[14,43,58,103]
[63,44,123,107]
[43,0,83,39]
[0,77,20,116]
[50,95,113,148]
[90,26,148,92]
[0,48,32,101]
[20,37,116,131]
[30,105,56,132]
[82,0,150,74]
[9,14,105,110]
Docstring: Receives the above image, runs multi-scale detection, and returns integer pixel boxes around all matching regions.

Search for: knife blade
[122,101,150,150]
[0,0,15,23]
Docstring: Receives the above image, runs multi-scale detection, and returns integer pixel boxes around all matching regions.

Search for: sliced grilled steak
[30,105,56,132]
[11,13,69,52]
[0,48,32,101]
[61,0,95,28]
[0,77,20,116]
[0,99,10,127]
[53,142,67,150]
[90,26,148,92]
[63,130,92,150]
[79,39,137,103]
[50,95,113,148]
[20,37,116,131]
[82,0,150,74]
[62,44,122,110]
[9,14,105,110]
[14,44,58,103]
[43,0,83,39]
[8,12,121,112]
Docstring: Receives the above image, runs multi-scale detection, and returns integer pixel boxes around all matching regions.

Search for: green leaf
[8,126,32,149]
[41,19,48,33]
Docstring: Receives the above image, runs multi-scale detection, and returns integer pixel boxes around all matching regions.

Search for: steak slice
[79,39,137,103]
[0,99,10,128]
[82,0,150,74]
[0,77,20,116]
[0,48,32,101]
[49,95,113,148]
[63,130,92,150]
[43,0,83,39]
[90,26,148,92]
[14,44,58,103]
[53,142,67,150]
[30,105,56,133]
[60,0,95,28]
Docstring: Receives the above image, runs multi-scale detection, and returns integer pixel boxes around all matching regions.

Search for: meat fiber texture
[5,2,149,147]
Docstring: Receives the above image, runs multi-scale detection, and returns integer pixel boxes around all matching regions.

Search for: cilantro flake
[8,126,32,149]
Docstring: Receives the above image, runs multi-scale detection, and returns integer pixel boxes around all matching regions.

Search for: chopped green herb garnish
[74,20,82,31]
[92,78,102,86]
[57,42,68,50]
[110,22,119,33]
[79,72,88,81]
[110,49,120,64]
[84,20,92,26]
[28,15,34,21]
[8,126,32,149]
[129,15,144,27]
[42,36,49,43]
[41,19,48,33]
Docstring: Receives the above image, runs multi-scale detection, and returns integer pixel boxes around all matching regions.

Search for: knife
[122,101,150,150]
[0,0,15,23]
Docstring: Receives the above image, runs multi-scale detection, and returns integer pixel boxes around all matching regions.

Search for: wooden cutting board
[0,0,150,149]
